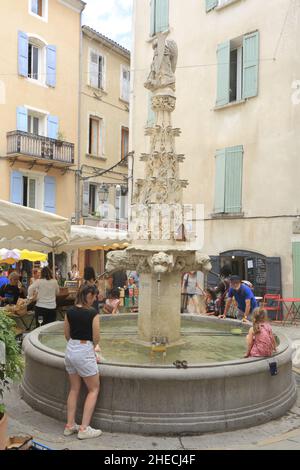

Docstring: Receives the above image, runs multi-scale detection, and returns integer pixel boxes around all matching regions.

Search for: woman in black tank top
[63,284,102,440]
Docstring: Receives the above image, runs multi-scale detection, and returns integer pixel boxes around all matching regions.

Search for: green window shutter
[293,243,300,298]
[155,0,169,33]
[206,0,218,12]
[150,0,155,36]
[147,93,155,127]
[243,31,259,99]
[214,149,226,213]
[225,145,243,213]
[216,41,230,106]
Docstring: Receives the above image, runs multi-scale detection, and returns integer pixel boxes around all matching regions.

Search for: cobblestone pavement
[4,324,300,450]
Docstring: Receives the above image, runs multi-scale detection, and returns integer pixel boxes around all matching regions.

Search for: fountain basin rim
[24,316,291,372]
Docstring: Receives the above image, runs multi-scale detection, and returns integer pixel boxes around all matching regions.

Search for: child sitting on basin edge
[244,308,277,358]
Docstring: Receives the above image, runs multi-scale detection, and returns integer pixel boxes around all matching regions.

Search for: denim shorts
[65,339,98,378]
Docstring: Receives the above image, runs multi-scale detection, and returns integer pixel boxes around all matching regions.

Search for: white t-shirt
[28,279,60,309]
[182,272,204,295]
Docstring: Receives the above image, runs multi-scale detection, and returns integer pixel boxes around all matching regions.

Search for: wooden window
[89,117,102,156]
[121,127,129,160]
[89,184,96,215]
[216,32,259,106]
[89,51,105,89]
[28,43,39,80]
[23,176,37,209]
[31,0,43,16]
[121,66,130,102]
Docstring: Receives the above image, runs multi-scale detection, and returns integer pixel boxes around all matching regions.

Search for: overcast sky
[82,0,133,50]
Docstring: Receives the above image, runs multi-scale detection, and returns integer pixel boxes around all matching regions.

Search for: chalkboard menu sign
[245,257,267,296]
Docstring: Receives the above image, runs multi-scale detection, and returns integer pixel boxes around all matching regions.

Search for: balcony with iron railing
[6,131,75,167]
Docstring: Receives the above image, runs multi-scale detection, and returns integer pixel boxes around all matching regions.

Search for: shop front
[207,250,282,298]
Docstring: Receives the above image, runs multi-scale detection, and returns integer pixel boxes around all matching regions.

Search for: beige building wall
[131,0,300,296]
[0,0,84,218]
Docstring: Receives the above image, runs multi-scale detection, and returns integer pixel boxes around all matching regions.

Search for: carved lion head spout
[195,252,212,274]
[148,252,175,274]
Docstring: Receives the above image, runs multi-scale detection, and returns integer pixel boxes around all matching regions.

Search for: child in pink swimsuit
[245,308,277,358]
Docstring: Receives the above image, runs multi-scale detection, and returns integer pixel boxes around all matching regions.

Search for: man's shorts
[65,339,98,377]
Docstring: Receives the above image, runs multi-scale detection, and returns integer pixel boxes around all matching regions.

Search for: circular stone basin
[21,314,297,435]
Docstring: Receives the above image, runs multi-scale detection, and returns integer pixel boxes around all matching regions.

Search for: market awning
[0,200,70,252]
[57,225,129,253]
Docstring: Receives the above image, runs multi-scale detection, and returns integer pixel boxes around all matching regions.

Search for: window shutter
[155,0,169,33]
[225,145,243,213]
[216,41,230,106]
[44,176,56,213]
[10,171,23,205]
[16,106,28,132]
[18,31,28,77]
[101,55,106,90]
[46,45,57,87]
[266,257,282,296]
[214,149,226,213]
[82,181,90,217]
[90,51,99,88]
[243,31,259,99]
[147,93,155,127]
[206,0,218,12]
[47,115,59,139]
[121,66,130,101]
[150,0,155,35]
[293,244,300,298]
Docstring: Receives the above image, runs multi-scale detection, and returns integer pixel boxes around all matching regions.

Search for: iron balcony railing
[7,131,74,165]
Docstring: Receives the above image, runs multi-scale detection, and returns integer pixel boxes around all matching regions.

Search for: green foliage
[0,310,24,418]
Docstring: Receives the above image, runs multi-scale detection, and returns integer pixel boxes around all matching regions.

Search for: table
[278,298,300,326]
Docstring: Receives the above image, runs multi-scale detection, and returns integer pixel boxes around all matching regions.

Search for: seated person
[0,272,24,306]
[205,288,217,316]
[245,308,277,358]
[102,289,121,315]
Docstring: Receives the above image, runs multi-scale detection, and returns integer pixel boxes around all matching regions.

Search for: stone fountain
[20,34,297,435]
[106,33,211,345]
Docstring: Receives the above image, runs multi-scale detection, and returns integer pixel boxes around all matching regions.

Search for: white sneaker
[78,426,102,440]
[63,424,80,436]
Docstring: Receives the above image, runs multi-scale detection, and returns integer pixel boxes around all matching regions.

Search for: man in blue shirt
[221,275,257,322]
[0,269,9,289]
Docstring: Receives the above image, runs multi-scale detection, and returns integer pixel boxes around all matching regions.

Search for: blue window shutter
[225,145,243,213]
[17,106,28,132]
[46,45,57,87]
[216,41,230,106]
[155,0,169,33]
[47,115,59,139]
[243,31,259,99]
[44,176,56,213]
[206,0,218,12]
[18,31,28,77]
[10,171,23,205]
[214,149,226,213]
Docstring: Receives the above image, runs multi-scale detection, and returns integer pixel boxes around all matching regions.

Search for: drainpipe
[76,10,84,225]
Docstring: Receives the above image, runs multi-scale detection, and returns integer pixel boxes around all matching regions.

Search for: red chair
[262,294,281,321]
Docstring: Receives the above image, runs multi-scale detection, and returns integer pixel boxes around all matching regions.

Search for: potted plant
[56,131,66,146]
[0,310,24,450]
